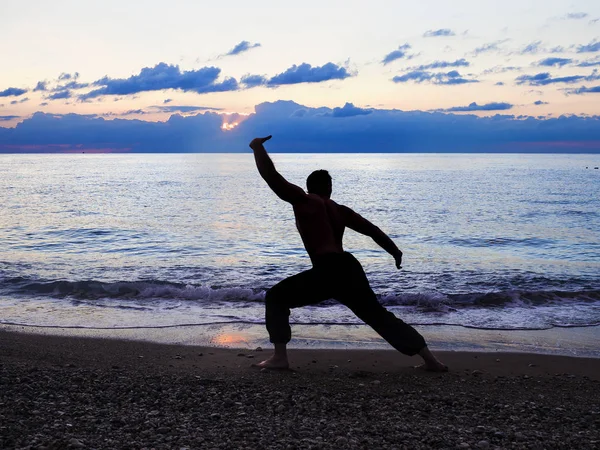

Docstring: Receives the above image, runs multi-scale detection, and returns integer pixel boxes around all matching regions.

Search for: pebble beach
[1,330,599,450]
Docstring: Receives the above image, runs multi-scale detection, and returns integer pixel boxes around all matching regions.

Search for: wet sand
[1,330,599,449]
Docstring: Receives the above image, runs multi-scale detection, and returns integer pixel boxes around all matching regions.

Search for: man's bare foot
[249,135,272,150]
[252,354,289,370]
[417,346,448,372]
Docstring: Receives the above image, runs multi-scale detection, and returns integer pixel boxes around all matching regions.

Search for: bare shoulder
[335,203,375,233]
[334,202,354,216]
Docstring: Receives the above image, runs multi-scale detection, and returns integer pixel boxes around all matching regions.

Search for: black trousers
[265,252,426,356]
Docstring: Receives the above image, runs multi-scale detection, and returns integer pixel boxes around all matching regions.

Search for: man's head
[306,169,332,198]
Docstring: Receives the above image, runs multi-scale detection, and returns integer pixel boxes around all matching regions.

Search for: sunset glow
[221,122,239,131]
[212,332,248,346]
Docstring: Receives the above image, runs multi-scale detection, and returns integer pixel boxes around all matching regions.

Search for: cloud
[516,71,600,86]
[520,41,543,54]
[483,66,521,74]
[537,57,572,67]
[266,63,351,85]
[436,102,513,112]
[47,90,72,100]
[578,40,600,53]
[578,58,600,67]
[567,85,600,94]
[10,97,29,105]
[382,44,412,65]
[565,12,588,20]
[0,87,28,97]
[0,115,20,121]
[33,81,48,92]
[58,80,89,90]
[328,103,372,118]
[393,70,478,85]
[393,70,433,83]
[224,41,261,57]
[534,100,549,105]
[80,63,239,99]
[410,59,470,70]
[58,72,79,81]
[241,74,268,87]
[2,101,600,153]
[27,61,352,101]
[472,40,509,56]
[423,29,455,37]
[151,105,223,113]
[115,109,149,116]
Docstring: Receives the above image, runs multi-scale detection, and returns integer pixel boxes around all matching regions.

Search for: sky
[1,0,600,152]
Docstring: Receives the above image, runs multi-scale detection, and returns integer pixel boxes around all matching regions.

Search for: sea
[1,153,599,355]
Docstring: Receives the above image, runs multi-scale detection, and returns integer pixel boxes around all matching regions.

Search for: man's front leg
[254,343,289,370]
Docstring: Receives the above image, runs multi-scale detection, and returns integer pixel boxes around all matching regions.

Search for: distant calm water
[0,153,599,334]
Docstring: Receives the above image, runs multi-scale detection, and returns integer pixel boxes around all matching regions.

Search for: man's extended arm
[249,136,307,204]
[341,205,403,269]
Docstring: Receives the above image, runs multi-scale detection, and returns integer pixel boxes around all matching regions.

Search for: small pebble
[68,438,85,448]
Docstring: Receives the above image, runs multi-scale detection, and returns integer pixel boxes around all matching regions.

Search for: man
[250,135,447,372]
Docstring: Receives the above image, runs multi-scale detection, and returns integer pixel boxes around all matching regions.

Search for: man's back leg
[257,269,332,369]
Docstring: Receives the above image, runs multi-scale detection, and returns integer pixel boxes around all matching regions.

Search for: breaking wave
[2,276,599,309]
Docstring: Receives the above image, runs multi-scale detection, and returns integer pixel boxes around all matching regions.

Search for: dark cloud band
[5,101,598,153]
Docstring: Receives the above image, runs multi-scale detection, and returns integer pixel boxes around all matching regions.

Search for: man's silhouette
[250,135,447,372]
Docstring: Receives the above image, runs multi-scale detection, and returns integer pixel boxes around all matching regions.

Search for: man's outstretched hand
[394,251,403,270]
[249,135,272,150]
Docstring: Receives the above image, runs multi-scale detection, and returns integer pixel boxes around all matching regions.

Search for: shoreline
[2,329,600,379]
[2,321,599,358]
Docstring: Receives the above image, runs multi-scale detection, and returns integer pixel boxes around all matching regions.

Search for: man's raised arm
[249,136,307,204]
[341,205,404,269]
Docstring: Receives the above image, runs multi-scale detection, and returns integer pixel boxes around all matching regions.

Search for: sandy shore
[1,330,599,449]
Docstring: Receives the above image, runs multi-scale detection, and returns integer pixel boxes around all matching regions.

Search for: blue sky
[1,0,600,152]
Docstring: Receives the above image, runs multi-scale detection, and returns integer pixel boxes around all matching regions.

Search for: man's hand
[394,251,403,270]
[249,135,272,150]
